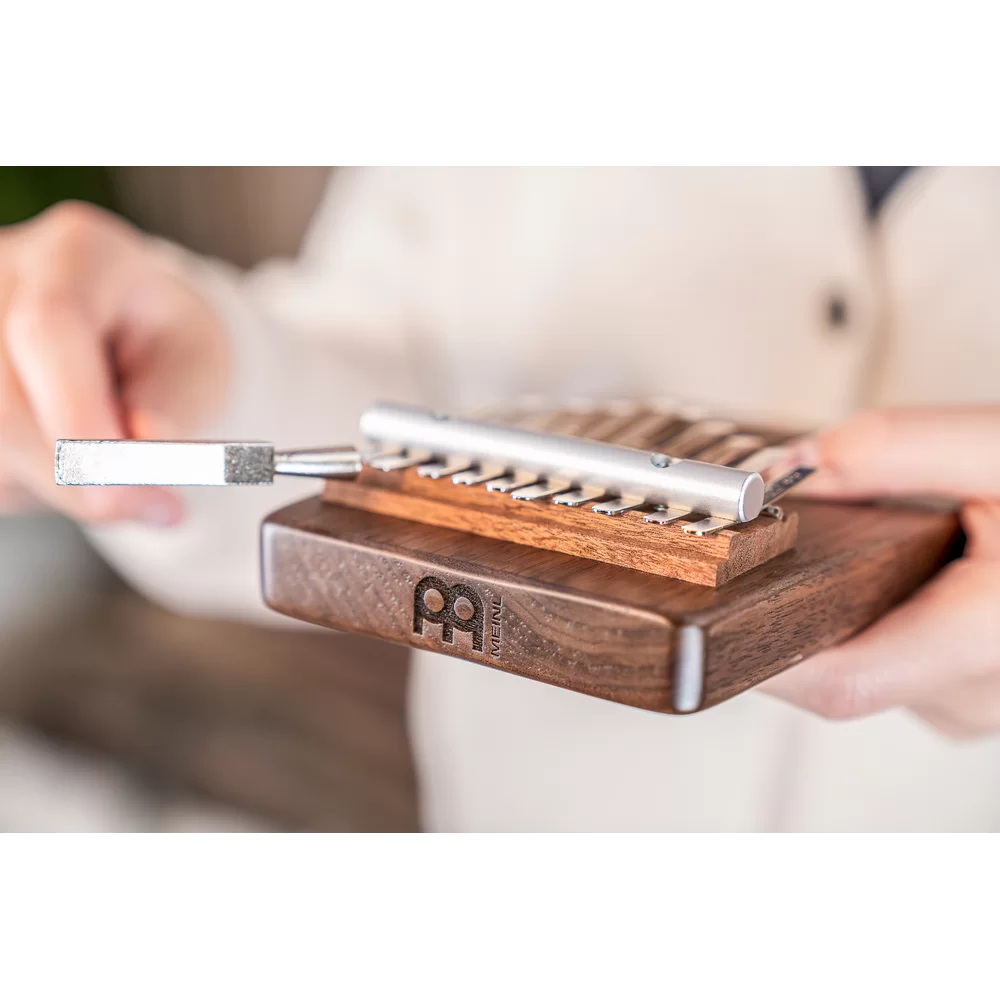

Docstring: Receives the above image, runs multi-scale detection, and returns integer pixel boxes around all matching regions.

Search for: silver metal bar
[678,469,814,536]
[56,440,362,485]
[360,403,764,522]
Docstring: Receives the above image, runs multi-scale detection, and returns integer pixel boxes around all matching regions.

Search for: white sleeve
[85,168,434,626]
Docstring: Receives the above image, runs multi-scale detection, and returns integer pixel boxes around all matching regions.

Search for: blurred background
[0,167,418,831]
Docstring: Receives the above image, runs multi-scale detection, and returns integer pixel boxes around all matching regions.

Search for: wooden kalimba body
[56,401,961,715]
[258,402,961,715]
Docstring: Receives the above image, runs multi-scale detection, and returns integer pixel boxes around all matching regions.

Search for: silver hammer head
[55,440,361,486]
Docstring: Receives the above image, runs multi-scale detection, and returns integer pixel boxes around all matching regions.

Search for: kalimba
[57,401,960,714]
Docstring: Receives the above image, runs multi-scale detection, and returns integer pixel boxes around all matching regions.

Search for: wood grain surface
[262,495,961,714]
[321,467,798,586]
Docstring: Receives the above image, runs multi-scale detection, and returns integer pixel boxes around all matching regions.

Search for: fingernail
[138,502,182,527]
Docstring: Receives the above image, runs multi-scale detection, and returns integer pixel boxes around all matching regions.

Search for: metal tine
[510,479,572,501]
[643,507,691,525]
[469,397,550,432]
[364,445,403,463]
[608,412,682,449]
[512,409,564,431]
[506,394,551,417]
[486,470,542,493]
[553,485,608,507]
[657,419,738,458]
[580,399,641,441]
[367,448,434,471]
[585,401,657,444]
[694,433,766,467]
[586,412,639,442]
[682,516,735,536]
[467,403,522,422]
[591,494,648,516]
[646,395,684,416]
[762,466,815,505]
[736,445,790,474]
[452,462,507,486]
[542,406,608,439]
[606,397,643,413]
[417,455,475,479]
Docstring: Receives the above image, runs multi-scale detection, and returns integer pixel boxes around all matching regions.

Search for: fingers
[0,204,185,525]
[790,407,1000,501]
[765,427,1000,734]
[760,555,1000,722]
[0,339,183,524]
[911,673,1000,739]
[962,500,1000,561]
[0,478,41,515]
[3,202,131,444]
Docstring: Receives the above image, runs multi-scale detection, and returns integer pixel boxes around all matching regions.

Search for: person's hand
[0,201,231,525]
[762,407,1000,737]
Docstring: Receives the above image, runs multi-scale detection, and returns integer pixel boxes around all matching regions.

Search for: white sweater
[89,167,1000,830]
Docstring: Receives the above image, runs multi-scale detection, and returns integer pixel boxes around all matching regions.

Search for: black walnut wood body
[261,496,960,714]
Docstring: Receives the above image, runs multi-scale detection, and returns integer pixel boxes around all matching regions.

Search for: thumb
[790,407,1000,502]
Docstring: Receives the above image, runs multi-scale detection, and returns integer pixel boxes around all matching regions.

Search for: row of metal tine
[365,404,795,537]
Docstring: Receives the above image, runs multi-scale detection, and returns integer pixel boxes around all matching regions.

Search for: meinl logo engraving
[489,596,502,658]
[413,576,487,653]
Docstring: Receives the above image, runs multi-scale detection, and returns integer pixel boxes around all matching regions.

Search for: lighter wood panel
[323,468,798,586]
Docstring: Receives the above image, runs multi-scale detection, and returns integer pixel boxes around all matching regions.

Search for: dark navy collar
[857,166,915,217]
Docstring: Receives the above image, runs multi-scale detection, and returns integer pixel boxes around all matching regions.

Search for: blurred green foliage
[0,166,117,226]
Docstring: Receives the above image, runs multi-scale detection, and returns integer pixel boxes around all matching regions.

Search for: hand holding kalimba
[761,408,1000,737]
